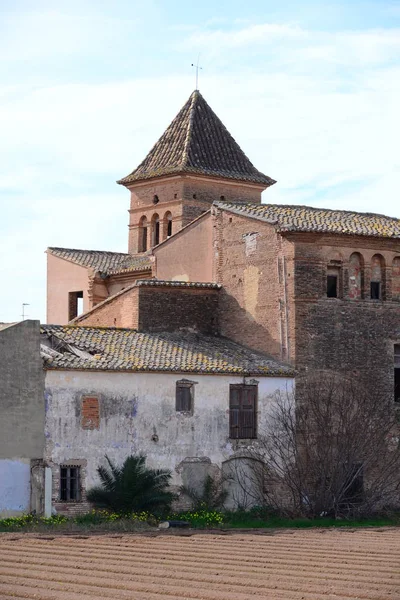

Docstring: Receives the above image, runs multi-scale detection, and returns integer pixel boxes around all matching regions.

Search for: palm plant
[86,454,175,514]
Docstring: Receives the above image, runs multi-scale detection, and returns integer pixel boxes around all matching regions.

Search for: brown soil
[0,528,399,599]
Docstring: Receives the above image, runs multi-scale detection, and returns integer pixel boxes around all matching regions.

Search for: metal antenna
[21,303,29,321]
[191,54,202,90]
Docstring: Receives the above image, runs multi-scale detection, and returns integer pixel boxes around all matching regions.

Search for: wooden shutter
[176,384,192,412]
[230,385,257,439]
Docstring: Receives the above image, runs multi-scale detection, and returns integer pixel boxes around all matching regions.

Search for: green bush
[86,454,175,515]
[168,509,224,528]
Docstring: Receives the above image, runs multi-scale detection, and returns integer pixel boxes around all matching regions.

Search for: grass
[0,508,399,533]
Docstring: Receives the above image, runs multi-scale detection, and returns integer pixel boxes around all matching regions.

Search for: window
[81,396,100,429]
[60,466,81,501]
[68,291,83,321]
[163,211,172,239]
[327,275,338,298]
[370,254,385,300]
[229,385,257,439]
[152,214,160,246]
[370,281,381,300]
[138,216,148,252]
[395,345,400,403]
[176,381,194,412]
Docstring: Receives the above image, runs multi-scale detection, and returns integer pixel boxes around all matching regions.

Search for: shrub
[86,454,175,515]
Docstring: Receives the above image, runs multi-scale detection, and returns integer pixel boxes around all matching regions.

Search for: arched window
[163,211,172,239]
[348,252,364,300]
[152,213,160,246]
[370,254,385,300]
[392,257,400,302]
[138,216,148,253]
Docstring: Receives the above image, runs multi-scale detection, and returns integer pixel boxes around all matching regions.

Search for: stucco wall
[0,320,45,515]
[47,253,91,324]
[44,370,293,512]
[0,459,30,516]
[154,213,213,282]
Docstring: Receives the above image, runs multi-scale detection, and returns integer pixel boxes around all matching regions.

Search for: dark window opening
[153,195,159,205]
[220,195,225,201]
[155,220,160,245]
[141,226,148,252]
[167,219,172,237]
[68,291,83,321]
[192,193,197,199]
[371,281,381,299]
[327,275,338,298]
[395,345,400,403]
[176,382,193,412]
[229,385,257,439]
[60,466,81,502]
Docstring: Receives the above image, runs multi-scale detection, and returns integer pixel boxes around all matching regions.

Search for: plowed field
[0,528,399,599]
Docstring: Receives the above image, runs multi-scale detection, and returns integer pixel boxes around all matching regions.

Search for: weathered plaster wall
[0,321,45,459]
[0,320,45,515]
[154,213,213,282]
[47,253,91,324]
[0,459,30,516]
[44,370,293,513]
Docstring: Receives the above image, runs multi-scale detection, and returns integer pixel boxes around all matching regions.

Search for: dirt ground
[0,527,399,599]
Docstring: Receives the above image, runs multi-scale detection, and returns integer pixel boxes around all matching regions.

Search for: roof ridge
[48,247,129,255]
[180,90,198,169]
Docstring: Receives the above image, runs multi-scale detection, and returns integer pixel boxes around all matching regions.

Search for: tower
[117,90,276,254]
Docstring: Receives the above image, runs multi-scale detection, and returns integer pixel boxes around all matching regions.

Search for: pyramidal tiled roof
[40,325,294,376]
[214,201,400,239]
[117,90,276,187]
[47,247,152,275]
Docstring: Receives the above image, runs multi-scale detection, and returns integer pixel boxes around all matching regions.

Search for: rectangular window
[176,382,193,412]
[60,466,81,502]
[327,275,338,298]
[371,281,381,300]
[68,291,83,321]
[395,345,400,403]
[229,385,257,439]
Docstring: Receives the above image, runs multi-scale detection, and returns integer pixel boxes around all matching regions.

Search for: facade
[41,325,293,514]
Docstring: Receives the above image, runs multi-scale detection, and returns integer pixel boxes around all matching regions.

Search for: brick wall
[290,234,400,397]
[212,206,295,362]
[74,283,220,334]
[127,174,264,253]
[137,287,220,334]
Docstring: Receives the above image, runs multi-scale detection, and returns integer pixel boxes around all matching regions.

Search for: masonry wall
[44,369,293,514]
[47,253,92,324]
[0,321,45,515]
[212,207,295,362]
[74,287,140,328]
[291,233,400,399]
[137,287,219,334]
[154,213,213,282]
[127,175,263,253]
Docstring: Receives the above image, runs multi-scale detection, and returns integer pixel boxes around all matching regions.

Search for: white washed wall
[45,371,293,491]
[0,459,30,516]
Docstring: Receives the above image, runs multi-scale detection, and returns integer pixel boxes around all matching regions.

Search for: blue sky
[1,0,399,322]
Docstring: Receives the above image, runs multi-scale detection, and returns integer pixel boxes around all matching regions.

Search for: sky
[1,0,399,322]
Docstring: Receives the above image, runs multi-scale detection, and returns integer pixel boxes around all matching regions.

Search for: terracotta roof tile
[118,90,275,188]
[215,202,400,239]
[40,325,293,376]
[47,247,152,274]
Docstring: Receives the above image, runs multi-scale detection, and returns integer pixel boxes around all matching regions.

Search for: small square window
[60,466,81,502]
[176,382,193,412]
[371,281,381,300]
